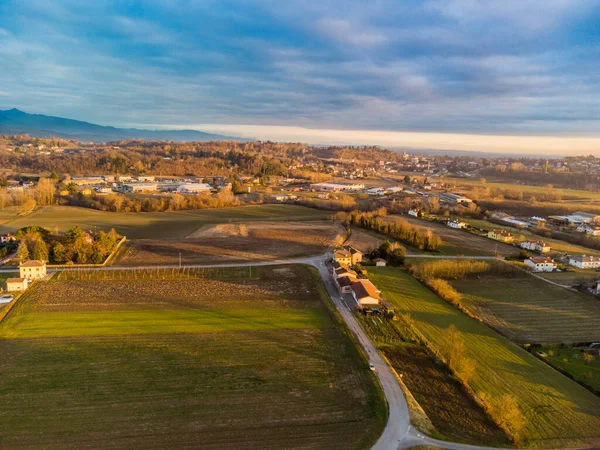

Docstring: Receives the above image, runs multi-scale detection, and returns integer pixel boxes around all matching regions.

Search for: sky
[1,0,599,154]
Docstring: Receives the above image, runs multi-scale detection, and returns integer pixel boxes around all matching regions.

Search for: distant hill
[0,108,240,142]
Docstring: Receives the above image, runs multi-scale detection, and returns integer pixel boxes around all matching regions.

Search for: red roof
[20,260,46,267]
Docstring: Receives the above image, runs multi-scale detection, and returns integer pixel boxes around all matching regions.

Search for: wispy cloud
[0,0,598,150]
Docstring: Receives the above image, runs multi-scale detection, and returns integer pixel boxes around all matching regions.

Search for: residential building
[374,258,387,267]
[333,246,362,265]
[525,257,556,272]
[350,279,381,309]
[366,187,385,196]
[19,260,47,280]
[569,255,600,269]
[488,230,514,243]
[408,209,419,217]
[447,219,467,229]
[6,277,27,292]
[333,249,352,265]
[569,212,600,224]
[520,240,551,253]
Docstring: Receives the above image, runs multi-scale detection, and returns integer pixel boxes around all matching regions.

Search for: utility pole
[179,252,182,268]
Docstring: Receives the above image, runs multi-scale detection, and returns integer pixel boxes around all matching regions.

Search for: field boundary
[46,236,127,269]
[0,289,26,324]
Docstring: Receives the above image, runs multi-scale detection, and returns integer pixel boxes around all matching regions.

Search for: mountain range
[0,108,240,142]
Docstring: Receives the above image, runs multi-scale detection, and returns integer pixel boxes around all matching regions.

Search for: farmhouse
[333,246,363,265]
[408,209,420,217]
[19,260,47,280]
[374,258,387,267]
[568,255,600,269]
[520,240,551,253]
[333,249,352,265]
[5,277,27,292]
[525,257,556,272]
[488,230,514,243]
[335,275,357,294]
[447,219,467,229]
[350,279,381,309]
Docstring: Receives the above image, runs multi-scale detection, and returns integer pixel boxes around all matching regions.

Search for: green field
[0,204,331,239]
[0,265,385,449]
[369,267,600,449]
[539,346,600,393]
[452,275,600,344]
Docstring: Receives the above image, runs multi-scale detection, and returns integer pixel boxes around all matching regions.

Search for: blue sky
[1,0,599,148]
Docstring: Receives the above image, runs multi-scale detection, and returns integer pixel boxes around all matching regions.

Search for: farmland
[0,204,331,239]
[369,267,600,449]
[452,274,600,344]
[114,221,344,266]
[355,314,508,446]
[394,215,517,257]
[538,346,600,393]
[344,227,386,253]
[0,265,386,449]
[465,218,600,256]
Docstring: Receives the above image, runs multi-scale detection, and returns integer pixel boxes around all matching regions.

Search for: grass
[0,309,329,338]
[539,346,600,393]
[465,218,600,256]
[369,267,600,449]
[448,178,600,201]
[452,275,600,344]
[356,308,509,447]
[0,204,331,239]
[536,271,600,285]
[0,265,386,449]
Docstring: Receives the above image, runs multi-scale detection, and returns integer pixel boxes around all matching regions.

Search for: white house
[408,209,419,217]
[447,219,467,229]
[520,240,551,253]
[19,260,47,280]
[374,258,387,267]
[5,277,28,292]
[525,257,556,272]
[569,255,600,269]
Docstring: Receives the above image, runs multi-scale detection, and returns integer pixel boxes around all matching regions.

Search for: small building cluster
[487,230,514,243]
[4,260,47,293]
[519,240,551,254]
[524,256,556,272]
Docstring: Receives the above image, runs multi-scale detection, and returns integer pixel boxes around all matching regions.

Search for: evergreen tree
[32,239,49,261]
[17,241,29,262]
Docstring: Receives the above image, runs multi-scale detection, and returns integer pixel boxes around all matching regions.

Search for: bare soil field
[345,227,386,253]
[0,265,385,449]
[383,345,509,446]
[396,215,518,256]
[114,221,344,266]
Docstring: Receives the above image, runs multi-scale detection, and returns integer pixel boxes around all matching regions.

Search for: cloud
[0,0,598,150]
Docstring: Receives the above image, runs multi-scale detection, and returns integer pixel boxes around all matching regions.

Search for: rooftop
[20,260,46,267]
[351,280,380,300]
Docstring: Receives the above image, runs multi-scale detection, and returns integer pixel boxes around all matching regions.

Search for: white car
[369,363,376,371]
[0,294,13,303]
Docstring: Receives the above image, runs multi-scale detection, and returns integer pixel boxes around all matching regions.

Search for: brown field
[383,345,509,446]
[396,215,517,256]
[345,227,386,253]
[115,221,344,266]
